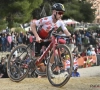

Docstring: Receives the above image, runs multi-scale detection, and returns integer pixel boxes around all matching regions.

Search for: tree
[0,0,96,30]
[63,0,84,21]
[0,19,7,32]
[0,0,43,28]
[79,1,95,22]
[42,0,96,22]
[32,0,52,19]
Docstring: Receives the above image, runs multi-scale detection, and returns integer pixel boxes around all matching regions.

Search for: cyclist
[31,3,71,43]
[31,3,71,77]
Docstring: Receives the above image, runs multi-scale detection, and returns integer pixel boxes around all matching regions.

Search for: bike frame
[35,35,58,66]
[18,32,66,68]
[17,34,59,67]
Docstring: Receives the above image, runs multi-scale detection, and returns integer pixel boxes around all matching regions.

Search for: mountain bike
[7,31,73,87]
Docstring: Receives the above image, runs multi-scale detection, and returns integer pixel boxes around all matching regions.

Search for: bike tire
[7,44,30,82]
[47,44,73,87]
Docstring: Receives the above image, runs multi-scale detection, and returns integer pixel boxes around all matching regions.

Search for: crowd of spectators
[0,30,31,78]
[0,31,31,52]
[0,29,100,54]
[58,29,100,77]
[0,28,100,78]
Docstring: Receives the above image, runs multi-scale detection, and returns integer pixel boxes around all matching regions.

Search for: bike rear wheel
[7,44,30,82]
[47,44,73,87]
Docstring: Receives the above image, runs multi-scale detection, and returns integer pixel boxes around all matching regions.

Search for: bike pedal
[29,58,37,68]
[31,57,37,62]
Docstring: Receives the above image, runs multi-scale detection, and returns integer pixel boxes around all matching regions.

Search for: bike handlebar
[28,31,69,43]
[52,32,70,38]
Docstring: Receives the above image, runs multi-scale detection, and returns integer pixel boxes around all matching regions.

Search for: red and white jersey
[73,58,78,66]
[31,15,67,39]
[65,58,78,69]
[73,58,78,69]
[66,60,70,69]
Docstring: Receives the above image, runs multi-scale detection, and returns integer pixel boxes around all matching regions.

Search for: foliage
[13,22,21,27]
[44,0,95,22]
[79,1,95,22]
[14,27,26,33]
[0,0,96,30]
[63,1,83,20]
[0,0,43,28]
[0,19,7,32]
[88,26,100,31]
[66,26,74,33]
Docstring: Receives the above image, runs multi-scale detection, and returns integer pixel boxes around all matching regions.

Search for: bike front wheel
[7,44,30,82]
[47,44,73,87]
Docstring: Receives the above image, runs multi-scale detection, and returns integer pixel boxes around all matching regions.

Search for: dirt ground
[0,66,100,90]
[0,77,100,90]
[0,51,100,90]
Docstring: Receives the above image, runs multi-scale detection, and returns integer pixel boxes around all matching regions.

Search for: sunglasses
[57,11,64,15]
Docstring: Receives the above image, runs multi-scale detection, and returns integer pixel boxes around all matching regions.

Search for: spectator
[1,34,7,52]
[23,34,27,44]
[0,57,8,78]
[86,48,92,56]
[81,49,86,57]
[71,65,80,77]
[20,31,23,39]
[17,35,23,44]
[69,35,76,52]
[89,35,97,46]
[91,48,96,55]
[7,33,12,52]
[64,55,70,73]
[77,34,82,52]
[26,34,29,45]
[83,36,89,48]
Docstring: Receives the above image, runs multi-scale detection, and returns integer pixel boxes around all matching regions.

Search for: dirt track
[0,66,100,90]
[1,52,100,90]
[0,77,100,90]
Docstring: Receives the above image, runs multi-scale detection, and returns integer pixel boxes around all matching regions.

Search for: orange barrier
[91,55,97,63]
[77,55,97,67]
[77,57,84,66]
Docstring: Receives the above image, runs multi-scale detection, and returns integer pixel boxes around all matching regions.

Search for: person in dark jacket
[0,57,8,78]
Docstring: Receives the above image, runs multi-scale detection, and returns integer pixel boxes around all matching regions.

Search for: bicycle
[7,30,73,87]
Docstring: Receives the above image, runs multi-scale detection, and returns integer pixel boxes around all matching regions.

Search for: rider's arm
[60,21,71,36]
[31,18,45,42]
[63,29,71,36]
[31,21,39,38]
